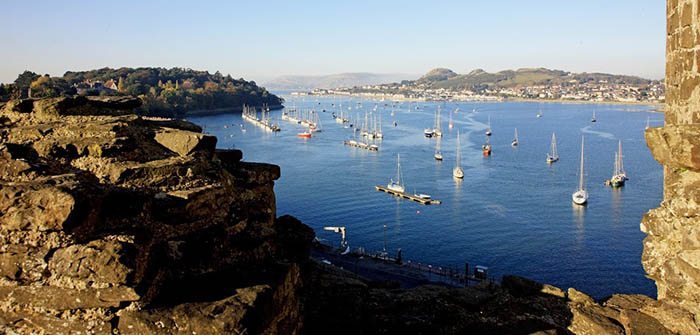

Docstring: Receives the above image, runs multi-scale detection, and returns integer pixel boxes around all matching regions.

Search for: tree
[117,77,125,92]
[14,71,40,98]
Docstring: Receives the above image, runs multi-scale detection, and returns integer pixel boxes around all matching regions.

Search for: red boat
[482,144,492,156]
[297,131,312,138]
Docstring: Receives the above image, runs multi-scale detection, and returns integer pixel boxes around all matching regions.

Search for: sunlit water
[189,95,663,299]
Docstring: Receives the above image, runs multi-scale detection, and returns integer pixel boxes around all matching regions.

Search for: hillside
[264,72,415,90]
[0,68,283,117]
[411,67,655,90]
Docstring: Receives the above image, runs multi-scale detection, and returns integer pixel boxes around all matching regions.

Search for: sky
[1,0,665,84]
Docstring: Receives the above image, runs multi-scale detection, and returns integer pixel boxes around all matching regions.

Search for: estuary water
[188,94,663,299]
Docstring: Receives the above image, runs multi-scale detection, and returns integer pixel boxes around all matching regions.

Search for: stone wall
[0,96,313,334]
[642,0,700,329]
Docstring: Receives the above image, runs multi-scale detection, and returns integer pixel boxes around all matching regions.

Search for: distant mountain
[407,67,656,90]
[264,73,416,90]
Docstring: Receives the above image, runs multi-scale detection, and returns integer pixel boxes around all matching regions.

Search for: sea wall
[643,0,700,328]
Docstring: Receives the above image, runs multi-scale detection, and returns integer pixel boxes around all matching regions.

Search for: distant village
[300,80,665,104]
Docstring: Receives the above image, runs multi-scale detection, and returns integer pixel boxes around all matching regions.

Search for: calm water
[189,95,663,299]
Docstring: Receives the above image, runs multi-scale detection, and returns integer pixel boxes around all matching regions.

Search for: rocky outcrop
[0,96,312,334]
[302,265,681,335]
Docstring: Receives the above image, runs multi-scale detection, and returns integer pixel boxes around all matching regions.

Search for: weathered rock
[0,286,139,309]
[0,185,75,231]
[645,124,700,171]
[48,239,135,288]
[118,285,271,335]
[567,304,625,335]
[0,96,306,334]
[154,127,216,157]
[568,288,595,305]
[502,275,566,299]
[31,96,141,117]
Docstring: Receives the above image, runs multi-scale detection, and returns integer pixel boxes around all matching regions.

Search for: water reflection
[572,204,586,248]
[611,188,623,226]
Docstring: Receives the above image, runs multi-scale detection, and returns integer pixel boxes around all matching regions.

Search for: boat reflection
[611,187,623,226]
[572,203,586,247]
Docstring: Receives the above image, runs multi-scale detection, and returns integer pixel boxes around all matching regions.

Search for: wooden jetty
[375,185,441,205]
[242,113,280,132]
[242,105,281,132]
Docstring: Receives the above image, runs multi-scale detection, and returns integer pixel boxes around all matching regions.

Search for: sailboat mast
[618,140,624,173]
[579,137,585,191]
[396,154,401,185]
[456,130,461,167]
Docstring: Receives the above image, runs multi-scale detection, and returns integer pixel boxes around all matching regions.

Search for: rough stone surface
[640,2,700,333]
[0,96,310,334]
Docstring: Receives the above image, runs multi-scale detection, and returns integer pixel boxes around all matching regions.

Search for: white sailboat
[448,109,454,129]
[424,109,435,137]
[572,136,588,205]
[546,133,559,164]
[591,110,597,122]
[645,117,650,130]
[453,130,464,179]
[511,128,519,147]
[434,107,443,137]
[388,154,405,193]
[434,136,443,161]
[609,140,628,188]
[485,115,492,136]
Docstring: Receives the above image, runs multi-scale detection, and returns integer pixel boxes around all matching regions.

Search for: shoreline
[288,92,664,111]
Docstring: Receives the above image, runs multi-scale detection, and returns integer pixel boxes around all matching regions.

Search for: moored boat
[572,136,588,205]
[453,130,464,179]
[387,154,405,193]
[607,140,628,188]
[546,133,559,164]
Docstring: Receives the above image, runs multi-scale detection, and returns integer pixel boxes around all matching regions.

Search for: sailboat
[434,137,443,161]
[485,115,492,136]
[376,114,384,139]
[645,117,650,130]
[546,133,559,164]
[608,140,628,188]
[424,110,435,137]
[591,110,597,122]
[572,136,588,205]
[434,107,443,137]
[453,130,464,179]
[387,154,406,193]
[511,128,519,147]
[309,112,323,132]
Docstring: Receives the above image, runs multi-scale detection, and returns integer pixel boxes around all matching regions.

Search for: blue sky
[1,0,665,83]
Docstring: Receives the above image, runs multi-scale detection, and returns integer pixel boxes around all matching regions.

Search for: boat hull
[572,190,588,205]
[453,167,464,179]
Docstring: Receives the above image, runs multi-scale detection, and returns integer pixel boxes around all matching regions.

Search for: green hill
[1,67,283,117]
[410,67,655,90]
